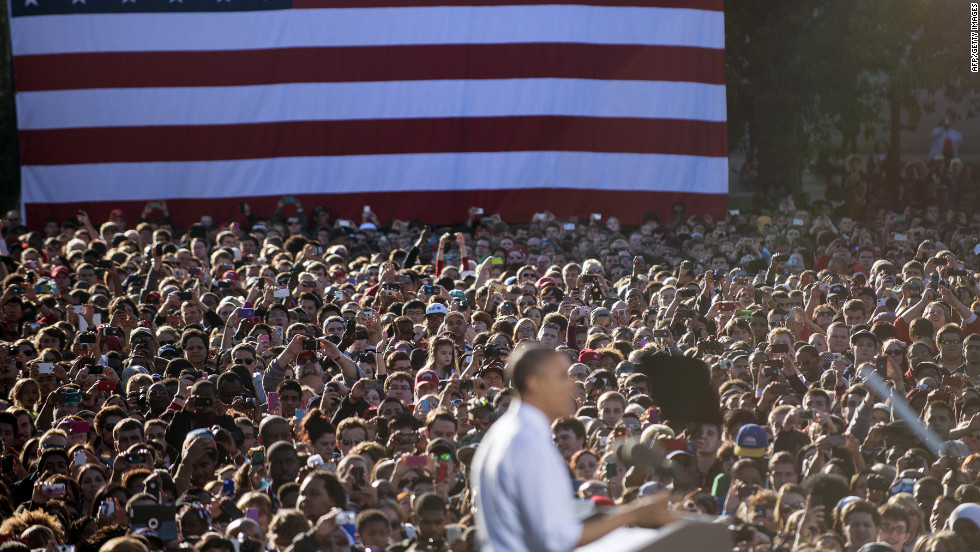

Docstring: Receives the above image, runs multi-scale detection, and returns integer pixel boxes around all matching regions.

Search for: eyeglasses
[884,349,904,356]
[816,311,834,317]
[341,438,364,447]
[287,220,301,226]
[234,358,254,365]
[780,501,805,512]
[299,356,318,365]
[519,301,535,307]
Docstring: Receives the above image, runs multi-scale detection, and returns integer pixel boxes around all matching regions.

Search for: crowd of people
[0,158,979,552]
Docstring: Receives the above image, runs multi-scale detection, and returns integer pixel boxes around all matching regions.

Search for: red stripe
[24,189,728,230]
[14,44,724,92]
[19,117,727,165]
[291,1,723,10]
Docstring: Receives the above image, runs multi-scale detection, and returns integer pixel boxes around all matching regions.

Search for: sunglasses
[341,438,364,447]
[884,349,904,356]
[234,358,254,365]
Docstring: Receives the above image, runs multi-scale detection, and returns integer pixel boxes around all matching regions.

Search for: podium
[576,516,733,552]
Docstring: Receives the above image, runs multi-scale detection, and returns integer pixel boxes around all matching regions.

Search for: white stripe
[11,6,724,55]
[17,80,727,130]
[21,153,728,203]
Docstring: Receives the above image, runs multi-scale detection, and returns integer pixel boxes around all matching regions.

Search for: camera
[483,344,500,360]
[302,339,319,351]
[127,453,146,464]
[101,326,124,338]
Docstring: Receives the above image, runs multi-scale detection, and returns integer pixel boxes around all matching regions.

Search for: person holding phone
[472,343,679,552]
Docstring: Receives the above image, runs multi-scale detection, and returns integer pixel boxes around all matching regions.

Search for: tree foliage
[726,0,980,193]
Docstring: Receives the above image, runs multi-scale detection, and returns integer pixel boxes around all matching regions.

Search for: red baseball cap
[51,266,70,277]
[415,369,439,390]
[578,348,600,364]
[109,209,125,219]
[222,270,240,281]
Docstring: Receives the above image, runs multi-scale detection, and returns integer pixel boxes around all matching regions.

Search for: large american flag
[11,0,727,227]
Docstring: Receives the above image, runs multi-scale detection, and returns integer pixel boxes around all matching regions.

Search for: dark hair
[505,341,562,394]
[413,492,446,516]
[297,408,336,446]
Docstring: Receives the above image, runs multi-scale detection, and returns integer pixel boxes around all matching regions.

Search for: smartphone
[176,291,192,301]
[423,285,439,295]
[678,288,697,299]
[89,364,103,375]
[237,307,254,318]
[591,213,601,221]
[653,329,671,338]
[893,234,906,241]
[676,308,694,318]
[97,380,115,393]
[826,434,846,448]
[245,507,260,522]
[96,260,114,269]
[562,223,575,231]
[127,453,146,464]
[66,420,90,434]
[42,483,67,498]
[406,455,428,468]
[302,339,319,351]
[62,390,82,404]
[251,450,264,465]
[267,392,280,413]
[875,356,888,377]
[221,478,235,498]
[799,409,814,421]
[792,219,804,226]
[38,362,55,374]
[74,451,87,466]
[274,288,290,298]
[364,379,380,391]
[274,326,284,342]
[771,343,789,354]
[101,326,124,338]
[646,407,661,424]
[294,408,306,421]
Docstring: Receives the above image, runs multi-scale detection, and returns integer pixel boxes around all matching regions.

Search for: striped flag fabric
[10,0,727,228]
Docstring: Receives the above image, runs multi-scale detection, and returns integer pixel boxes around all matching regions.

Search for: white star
[169,0,182,3]
[217,0,230,3]
[122,0,135,4]
[25,0,38,6]
[72,0,85,4]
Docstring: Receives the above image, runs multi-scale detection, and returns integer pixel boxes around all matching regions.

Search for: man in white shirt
[472,342,678,552]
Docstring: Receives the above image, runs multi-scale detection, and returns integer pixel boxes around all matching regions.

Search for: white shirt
[472,400,583,552]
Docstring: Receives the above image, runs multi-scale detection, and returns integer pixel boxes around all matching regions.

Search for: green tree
[726,0,979,194]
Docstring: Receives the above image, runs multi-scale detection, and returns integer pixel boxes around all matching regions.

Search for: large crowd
[0,151,980,552]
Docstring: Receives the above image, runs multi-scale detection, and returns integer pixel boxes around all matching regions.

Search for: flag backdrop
[10,0,727,228]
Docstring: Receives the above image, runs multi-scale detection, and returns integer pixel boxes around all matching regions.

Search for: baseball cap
[415,369,439,390]
[828,284,848,297]
[536,276,558,289]
[444,311,465,322]
[425,303,449,316]
[478,364,504,379]
[947,503,980,531]
[222,270,240,282]
[109,208,125,219]
[51,265,69,277]
[734,424,768,458]
[449,290,466,301]
[756,216,773,231]
[578,348,600,364]
[850,329,878,346]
